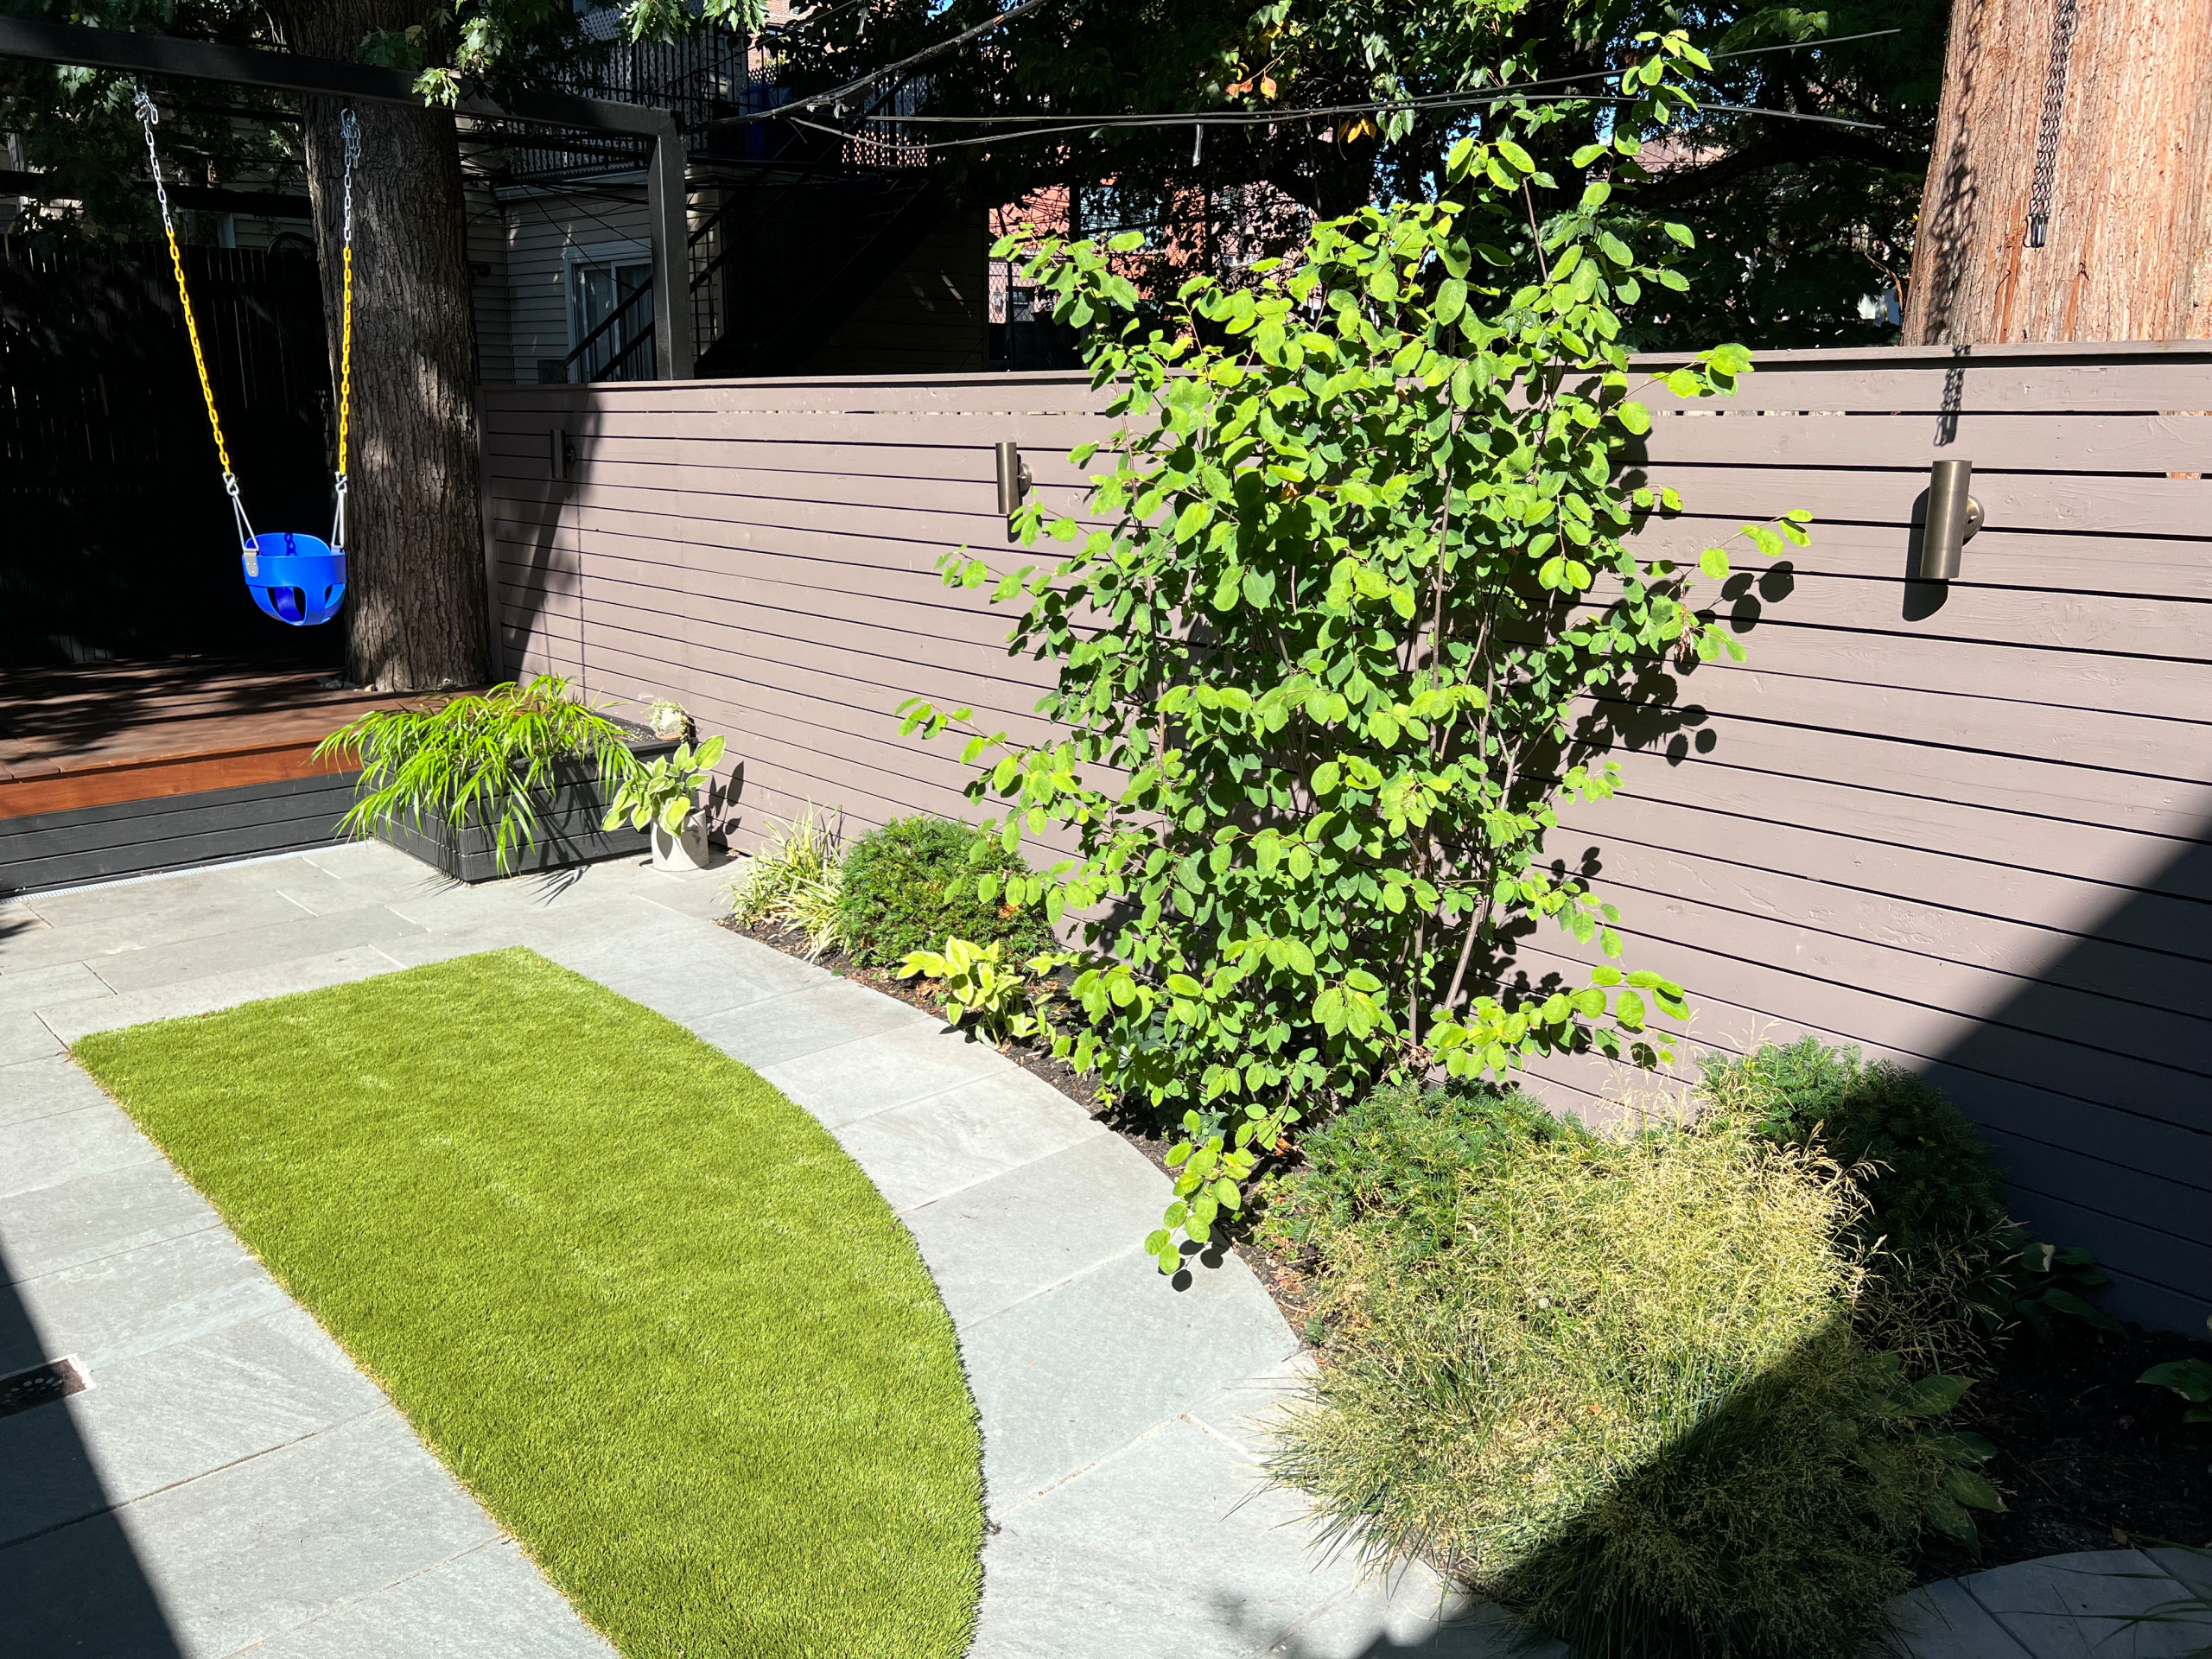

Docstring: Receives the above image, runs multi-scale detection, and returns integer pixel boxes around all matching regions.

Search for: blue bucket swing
[137,92,360,628]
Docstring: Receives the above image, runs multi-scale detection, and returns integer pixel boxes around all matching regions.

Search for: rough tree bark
[1904,0,2212,344]
[279,0,487,690]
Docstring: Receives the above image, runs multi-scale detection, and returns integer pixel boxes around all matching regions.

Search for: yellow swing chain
[332,108,359,553]
[134,87,257,556]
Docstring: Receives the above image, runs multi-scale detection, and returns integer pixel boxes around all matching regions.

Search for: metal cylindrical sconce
[995,441,1033,541]
[1917,458,1984,580]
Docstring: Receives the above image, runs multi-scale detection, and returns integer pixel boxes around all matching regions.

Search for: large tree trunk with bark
[1904,0,2212,344]
[281,0,486,690]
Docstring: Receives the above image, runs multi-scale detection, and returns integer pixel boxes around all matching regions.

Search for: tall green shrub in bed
[899,35,1813,1269]
[834,816,1056,969]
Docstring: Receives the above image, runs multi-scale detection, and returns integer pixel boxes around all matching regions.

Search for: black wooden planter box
[374,734,679,884]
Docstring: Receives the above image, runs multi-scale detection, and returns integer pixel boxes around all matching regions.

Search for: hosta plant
[602,735,726,836]
[896,936,1052,1046]
[899,34,1812,1272]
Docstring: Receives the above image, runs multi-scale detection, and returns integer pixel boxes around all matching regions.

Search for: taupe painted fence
[481,343,2212,1334]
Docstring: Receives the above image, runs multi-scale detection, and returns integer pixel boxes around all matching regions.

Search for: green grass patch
[75,948,982,1659]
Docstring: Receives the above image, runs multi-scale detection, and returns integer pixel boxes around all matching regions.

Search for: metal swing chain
[2024,0,2081,250]
[332,107,359,552]
[134,87,259,557]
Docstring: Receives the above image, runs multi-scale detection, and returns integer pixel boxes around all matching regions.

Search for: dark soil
[723,912,2211,1576]
[1947,1319,2212,1573]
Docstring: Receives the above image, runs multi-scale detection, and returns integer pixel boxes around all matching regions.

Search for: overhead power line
[702,0,1058,128]
[774,24,1885,151]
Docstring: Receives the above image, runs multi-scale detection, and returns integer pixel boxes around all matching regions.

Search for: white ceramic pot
[651,813,712,871]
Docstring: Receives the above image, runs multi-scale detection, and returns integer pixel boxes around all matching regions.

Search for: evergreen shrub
[834,816,1056,969]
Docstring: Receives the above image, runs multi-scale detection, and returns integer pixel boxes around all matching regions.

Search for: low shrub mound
[834,815,1055,969]
[1705,1039,2108,1368]
[1265,1077,1586,1265]
[1271,1100,1980,1659]
[1705,1037,2006,1255]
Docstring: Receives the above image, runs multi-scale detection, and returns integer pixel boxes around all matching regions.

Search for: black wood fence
[0,235,337,666]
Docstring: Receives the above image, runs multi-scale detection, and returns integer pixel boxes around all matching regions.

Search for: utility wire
[702,0,1058,128]
[791,92,1881,156]
[821,27,1897,133]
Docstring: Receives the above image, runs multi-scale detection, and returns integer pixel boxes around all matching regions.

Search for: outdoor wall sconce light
[550,427,576,483]
[1916,457,1984,580]
[995,440,1033,540]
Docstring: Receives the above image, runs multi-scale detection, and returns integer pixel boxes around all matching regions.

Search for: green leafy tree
[897,0,1944,346]
[901,33,1814,1270]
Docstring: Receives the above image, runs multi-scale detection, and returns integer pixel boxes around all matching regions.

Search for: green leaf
[1897,1375,1973,1418]
[1942,1468,2007,1512]
[1616,400,1650,436]
[1312,760,1341,794]
[1699,547,1729,580]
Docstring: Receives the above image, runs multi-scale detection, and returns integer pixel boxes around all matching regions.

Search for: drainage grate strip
[0,1355,92,1419]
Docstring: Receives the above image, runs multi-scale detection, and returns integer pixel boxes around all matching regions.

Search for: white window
[563,240,653,382]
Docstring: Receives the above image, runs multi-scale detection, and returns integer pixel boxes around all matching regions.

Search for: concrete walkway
[3,842,2207,1658]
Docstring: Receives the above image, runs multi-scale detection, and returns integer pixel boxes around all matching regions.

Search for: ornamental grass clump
[727,804,847,957]
[1707,1039,2117,1368]
[315,674,639,874]
[1271,1104,1991,1659]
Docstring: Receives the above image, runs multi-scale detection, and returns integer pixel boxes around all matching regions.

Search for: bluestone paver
[1890,1579,2037,1658]
[2,842,2188,1658]
[1961,1549,2210,1659]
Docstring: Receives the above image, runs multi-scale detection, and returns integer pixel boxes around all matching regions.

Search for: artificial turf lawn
[74,948,982,1659]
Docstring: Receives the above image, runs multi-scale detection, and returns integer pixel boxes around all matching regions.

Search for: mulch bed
[722,912,2211,1578]
[1955,1319,2212,1573]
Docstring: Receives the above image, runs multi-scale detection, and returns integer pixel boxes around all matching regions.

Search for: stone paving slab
[41,944,410,1046]
[0,1156,219,1281]
[3,843,2192,1659]
[239,1540,620,1659]
[1890,1580,2036,1658]
[3,1305,389,1544]
[0,1006,65,1065]
[900,1131,1178,1324]
[1961,1550,2211,1659]
[835,1068,1105,1213]
[964,1245,1297,1515]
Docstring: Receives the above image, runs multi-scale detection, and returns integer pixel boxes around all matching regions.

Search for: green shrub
[1701,1039,2005,1255]
[1703,1039,2115,1361]
[1272,1108,1986,1659]
[834,816,1055,969]
[1262,1077,1586,1264]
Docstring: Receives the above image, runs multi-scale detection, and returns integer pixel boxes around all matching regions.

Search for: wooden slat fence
[482,342,2212,1334]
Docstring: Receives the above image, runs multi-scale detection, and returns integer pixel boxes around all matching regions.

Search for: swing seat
[242,531,346,627]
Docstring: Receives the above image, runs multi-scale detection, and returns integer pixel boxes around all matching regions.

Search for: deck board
[0,658,427,818]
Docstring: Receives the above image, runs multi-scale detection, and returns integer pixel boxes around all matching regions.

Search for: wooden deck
[0,658,424,822]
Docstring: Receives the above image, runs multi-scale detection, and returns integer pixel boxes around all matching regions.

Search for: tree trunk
[280,0,486,690]
[1904,0,2212,344]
